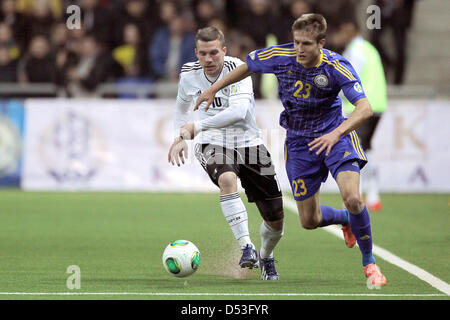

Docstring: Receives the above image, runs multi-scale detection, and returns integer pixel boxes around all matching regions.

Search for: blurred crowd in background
[0,0,416,97]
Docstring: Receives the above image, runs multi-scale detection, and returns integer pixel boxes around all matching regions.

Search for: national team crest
[313,74,328,87]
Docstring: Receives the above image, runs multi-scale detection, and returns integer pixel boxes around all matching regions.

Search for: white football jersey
[176,56,263,148]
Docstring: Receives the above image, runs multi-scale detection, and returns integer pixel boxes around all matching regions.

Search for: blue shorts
[285,131,367,201]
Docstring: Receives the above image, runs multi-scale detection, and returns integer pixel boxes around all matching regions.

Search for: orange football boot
[341,225,356,248]
[363,263,387,286]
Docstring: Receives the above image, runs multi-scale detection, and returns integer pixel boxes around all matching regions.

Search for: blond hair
[292,13,327,41]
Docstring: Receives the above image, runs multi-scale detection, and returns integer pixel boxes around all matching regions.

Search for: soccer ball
[162,240,201,277]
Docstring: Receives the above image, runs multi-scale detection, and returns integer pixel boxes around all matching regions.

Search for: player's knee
[256,197,284,226]
[343,194,364,213]
[218,172,237,192]
[297,205,321,229]
[265,218,284,232]
[299,213,320,230]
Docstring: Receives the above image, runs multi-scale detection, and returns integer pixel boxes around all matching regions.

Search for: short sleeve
[228,75,253,100]
[246,49,276,74]
[331,58,366,104]
[223,58,253,100]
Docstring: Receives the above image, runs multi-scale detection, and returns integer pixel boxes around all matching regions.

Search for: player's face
[195,39,226,77]
[293,30,325,68]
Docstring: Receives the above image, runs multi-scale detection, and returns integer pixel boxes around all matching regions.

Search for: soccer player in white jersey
[168,27,284,280]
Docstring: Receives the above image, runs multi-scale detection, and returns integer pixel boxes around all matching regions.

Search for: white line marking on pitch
[0,292,446,297]
[283,197,450,296]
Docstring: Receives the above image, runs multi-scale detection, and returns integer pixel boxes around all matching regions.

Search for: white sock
[220,192,252,248]
[238,235,252,249]
[259,221,284,259]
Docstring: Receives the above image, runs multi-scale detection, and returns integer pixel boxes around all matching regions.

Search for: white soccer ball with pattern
[162,240,201,277]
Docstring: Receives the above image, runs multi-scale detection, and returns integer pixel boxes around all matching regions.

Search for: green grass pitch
[0,190,448,300]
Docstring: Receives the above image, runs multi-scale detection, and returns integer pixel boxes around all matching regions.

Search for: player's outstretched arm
[309,98,373,156]
[337,97,373,136]
[193,64,252,112]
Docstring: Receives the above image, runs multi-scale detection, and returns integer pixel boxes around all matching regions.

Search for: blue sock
[348,206,376,266]
[319,205,349,227]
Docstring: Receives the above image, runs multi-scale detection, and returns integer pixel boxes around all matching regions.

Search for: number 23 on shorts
[292,178,307,197]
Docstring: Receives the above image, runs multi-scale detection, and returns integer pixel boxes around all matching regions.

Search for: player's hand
[193,88,215,112]
[308,131,341,156]
[168,137,189,166]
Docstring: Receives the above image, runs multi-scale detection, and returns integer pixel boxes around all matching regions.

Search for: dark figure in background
[113,23,150,78]
[276,0,312,45]
[27,0,55,38]
[192,0,219,29]
[0,22,20,60]
[0,0,29,54]
[19,34,56,83]
[0,44,17,82]
[236,0,278,98]
[311,0,358,53]
[77,0,113,48]
[236,0,276,49]
[369,0,416,84]
[149,14,197,81]
[113,0,154,49]
[66,34,123,96]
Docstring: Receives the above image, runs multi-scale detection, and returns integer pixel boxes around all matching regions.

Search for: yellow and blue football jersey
[247,44,366,138]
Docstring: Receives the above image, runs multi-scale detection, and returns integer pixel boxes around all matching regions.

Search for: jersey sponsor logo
[353,82,363,93]
[313,74,329,87]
